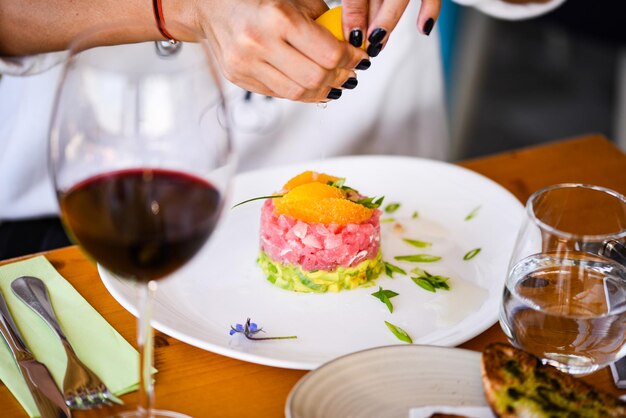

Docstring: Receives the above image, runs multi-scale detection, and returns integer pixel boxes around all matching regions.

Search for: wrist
[160,0,202,41]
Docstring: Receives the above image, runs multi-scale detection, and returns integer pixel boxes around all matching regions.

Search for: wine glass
[500,184,626,375]
[49,23,235,417]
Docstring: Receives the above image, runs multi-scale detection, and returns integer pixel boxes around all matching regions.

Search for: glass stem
[137,280,157,417]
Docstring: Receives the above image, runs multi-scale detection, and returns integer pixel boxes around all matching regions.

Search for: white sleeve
[0,51,67,76]
[452,0,567,20]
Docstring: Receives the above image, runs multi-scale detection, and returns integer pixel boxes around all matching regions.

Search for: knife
[0,289,71,418]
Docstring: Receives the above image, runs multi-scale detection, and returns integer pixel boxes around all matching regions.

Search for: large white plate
[99,156,524,370]
[285,345,486,418]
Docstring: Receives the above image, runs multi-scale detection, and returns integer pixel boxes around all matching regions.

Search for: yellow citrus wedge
[278,182,344,203]
[315,6,366,50]
[282,171,340,191]
[274,182,373,224]
[316,6,345,41]
[276,197,374,225]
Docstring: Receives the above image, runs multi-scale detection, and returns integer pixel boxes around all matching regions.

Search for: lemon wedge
[315,6,345,41]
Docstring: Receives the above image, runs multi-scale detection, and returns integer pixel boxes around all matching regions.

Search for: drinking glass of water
[500,183,626,375]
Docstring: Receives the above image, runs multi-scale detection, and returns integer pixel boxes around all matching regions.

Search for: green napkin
[0,255,139,417]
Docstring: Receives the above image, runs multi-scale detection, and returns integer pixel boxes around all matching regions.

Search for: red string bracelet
[152,0,178,43]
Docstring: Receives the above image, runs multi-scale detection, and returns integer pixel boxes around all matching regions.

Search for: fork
[11,276,123,409]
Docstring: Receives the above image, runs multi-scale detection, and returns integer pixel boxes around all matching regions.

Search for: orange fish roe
[274,182,373,225]
[282,171,340,192]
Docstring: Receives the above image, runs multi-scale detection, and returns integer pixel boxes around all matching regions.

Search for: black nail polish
[356,59,371,70]
[349,30,363,48]
[423,18,435,36]
[367,42,383,58]
[327,88,342,100]
[342,77,358,89]
[368,28,387,45]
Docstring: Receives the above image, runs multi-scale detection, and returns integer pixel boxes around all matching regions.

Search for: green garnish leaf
[384,321,412,343]
[413,277,436,292]
[384,202,401,214]
[327,178,346,188]
[411,274,450,292]
[380,218,395,223]
[384,262,407,278]
[327,178,358,193]
[356,195,385,209]
[410,266,427,277]
[394,254,442,263]
[402,238,432,248]
[412,211,419,219]
[232,194,283,209]
[372,287,399,313]
[463,248,481,260]
[465,206,481,221]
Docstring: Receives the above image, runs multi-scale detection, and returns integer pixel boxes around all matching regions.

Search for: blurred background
[439,0,625,160]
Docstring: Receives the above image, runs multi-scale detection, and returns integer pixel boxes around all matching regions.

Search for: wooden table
[1,134,626,417]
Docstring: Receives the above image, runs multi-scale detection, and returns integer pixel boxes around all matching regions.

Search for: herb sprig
[384,202,401,213]
[384,321,412,343]
[384,261,406,278]
[232,195,283,209]
[371,287,399,313]
[402,238,432,248]
[327,178,385,209]
[411,269,451,293]
[463,248,481,260]
[355,196,385,209]
[394,254,442,263]
[465,206,481,221]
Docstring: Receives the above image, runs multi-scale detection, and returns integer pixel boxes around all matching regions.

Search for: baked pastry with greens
[481,343,626,418]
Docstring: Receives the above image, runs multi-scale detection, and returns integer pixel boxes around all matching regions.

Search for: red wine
[61,169,222,281]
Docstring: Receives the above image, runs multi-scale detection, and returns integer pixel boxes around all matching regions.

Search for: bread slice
[481,343,626,418]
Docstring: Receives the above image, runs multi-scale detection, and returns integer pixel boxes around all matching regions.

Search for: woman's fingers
[341,0,368,48]
[365,0,442,58]
[197,0,366,102]
[416,0,442,35]
[364,0,409,57]
[264,39,358,95]
[284,10,368,72]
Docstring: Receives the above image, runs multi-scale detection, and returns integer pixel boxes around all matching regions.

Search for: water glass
[500,184,626,375]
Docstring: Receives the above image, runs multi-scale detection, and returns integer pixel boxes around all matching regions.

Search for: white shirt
[0,0,564,221]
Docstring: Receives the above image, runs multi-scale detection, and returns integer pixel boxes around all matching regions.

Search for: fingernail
[367,43,383,58]
[356,59,371,70]
[423,18,435,36]
[342,77,358,89]
[349,30,363,48]
[327,88,342,100]
[368,28,387,45]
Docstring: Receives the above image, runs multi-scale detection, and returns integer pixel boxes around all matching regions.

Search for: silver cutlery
[0,288,71,418]
[598,240,626,389]
[12,276,123,409]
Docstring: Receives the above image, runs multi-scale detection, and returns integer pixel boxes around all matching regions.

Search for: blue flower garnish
[229,318,297,341]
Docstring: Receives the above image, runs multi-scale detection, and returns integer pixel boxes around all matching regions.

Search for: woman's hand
[194,0,369,102]
[341,0,442,57]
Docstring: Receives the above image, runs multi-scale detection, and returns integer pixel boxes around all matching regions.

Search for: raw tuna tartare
[258,171,384,292]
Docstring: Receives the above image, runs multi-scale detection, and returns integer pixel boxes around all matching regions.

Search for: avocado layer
[258,250,383,293]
